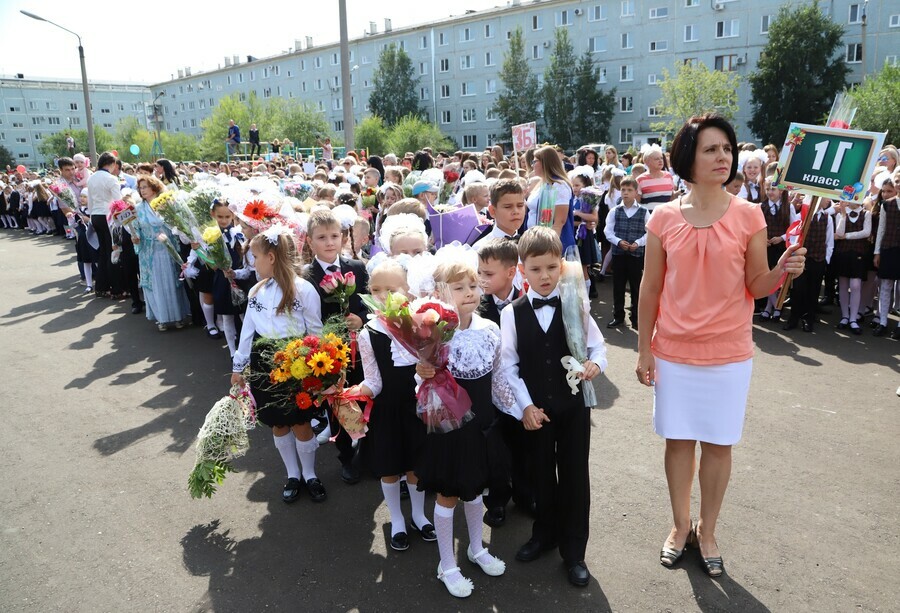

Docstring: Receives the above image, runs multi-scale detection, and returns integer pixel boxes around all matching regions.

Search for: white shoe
[84,286,93,294]
[316,424,332,444]
[437,562,473,598]
[467,546,506,576]
[157,323,169,332]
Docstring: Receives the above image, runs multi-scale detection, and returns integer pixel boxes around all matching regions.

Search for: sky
[0,0,503,84]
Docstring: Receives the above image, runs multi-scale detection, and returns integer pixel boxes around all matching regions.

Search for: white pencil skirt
[652,356,753,446]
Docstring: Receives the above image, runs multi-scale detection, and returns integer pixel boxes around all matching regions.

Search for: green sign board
[774,123,886,202]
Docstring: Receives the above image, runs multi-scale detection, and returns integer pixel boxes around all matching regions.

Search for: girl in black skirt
[347,258,432,552]
[415,257,512,598]
[833,199,872,334]
[230,229,325,503]
[569,167,601,295]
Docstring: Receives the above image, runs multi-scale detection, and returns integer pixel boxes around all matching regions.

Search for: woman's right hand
[635,351,655,387]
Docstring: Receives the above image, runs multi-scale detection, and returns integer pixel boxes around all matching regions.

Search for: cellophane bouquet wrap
[557,259,599,407]
[49,182,77,209]
[150,190,202,245]
[188,384,256,499]
[282,181,312,201]
[536,183,557,227]
[198,225,246,306]
[183,183,222,223]
[577,187,604,241]
[361,292,473,433]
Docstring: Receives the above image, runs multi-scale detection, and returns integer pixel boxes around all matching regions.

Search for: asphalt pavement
[0,230,898,612]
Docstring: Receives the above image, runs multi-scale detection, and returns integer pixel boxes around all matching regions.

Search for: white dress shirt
[835,206,872,240]
[604,202,650,247]
[499,287,607,419]
[315,256,341,272]
[232,277,323,372]
[86,169,122,216]
[472,224,519,250]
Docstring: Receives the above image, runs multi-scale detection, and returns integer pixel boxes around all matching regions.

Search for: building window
[440,84,450,98]
[649,6,669,19]
[486,109,497,121]
[598,67,607,83]
[420,87,430,101]
[619,96,633,112]
[334,120,344,132]
[649,40,668,52]
[420,62,428,75]
[250,70,256,81]
[846,43,863,63]
[263,67,270,78]
[439,32,447,45]
[332,75,340,88]
[532,45,543,60]
[648,73,659,85]
[620,65,633,81]
[333,98,342,111]
[461,82,474,96]
[440,110,451,124]
[263,88,271,99]
[890,15,900,27]
[101,108,111,114]
[716,19,740,39]
[190,119,196,128]
[239,92,246,102]
[485,23,494,38]
[557,10,572,26]
[301,81,307,92]
[460,55,473,69]
[460,27,472,42]
[885,55,898,66]
[440,58,450,72]
[485,78,497,93]
[590,36,607,53]
[31,117,44,125]
[589,5,607,21]
[462,108,477,123]
[317,100,324,111]
[485,51,495,66]
[12,122,23,128]
[300,59,307,71]
[200,99,206,109]
[848,4,862,24]
[648,106,659,117]
[684,25,698,42]
[714,54,738,71]
[761,15,771,34]
[620,127,633,143]
[398,40,406,51]
[227,75,232,85]
[71,118,80,126]
[331,52,339,65]
[15,137,27,143]
[315,79,323,90]
[69,102,78,111]
[621,33,632,49]
[9,105,21,112]
[685,0,698,6]
[621,1,635,17]
[684,57,698,66]
[463,135,477,148]
[532,15,542,30]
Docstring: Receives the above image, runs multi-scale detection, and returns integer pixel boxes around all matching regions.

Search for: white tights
[838,277,862,321]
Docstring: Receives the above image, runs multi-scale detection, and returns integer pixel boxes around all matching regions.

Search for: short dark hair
[670,113,738,185]
[477,238,519,267]
[518,226,562,261]
[620,177,638,191]
[57,157,74,169]
[489,178,523,205]
[97,151,118,168]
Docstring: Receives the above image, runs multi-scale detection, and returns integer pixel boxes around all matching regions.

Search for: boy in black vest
[604,176,649,329]
[499,226,607,587]
[477,238,521,326]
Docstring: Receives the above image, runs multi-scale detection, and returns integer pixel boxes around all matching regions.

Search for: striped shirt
[637,171,675,210]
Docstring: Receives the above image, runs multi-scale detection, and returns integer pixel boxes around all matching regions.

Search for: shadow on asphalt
[683,552,772,612]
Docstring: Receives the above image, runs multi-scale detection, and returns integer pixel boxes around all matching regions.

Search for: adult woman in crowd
[636,146,675,211]
[87,151,125,298]
[527,145,576,254]
[636,114,806,578]
[877,147,898,174]
[154,158,181,187]
[367,155,385,185]
[605,145,623,170]
[131,174,191,331]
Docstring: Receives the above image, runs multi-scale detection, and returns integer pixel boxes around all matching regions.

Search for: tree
[355,116,391,156]
[198,92,276,160]
[571,52,616,146]
[542,28,578,148]
[386,115,455,155]
[160,132,201,161]
[368,44,421,126]
[748,3,848,145]
[275,99,332,149]
[113,116,154,163]
[39,127,114,161]
[848,64,900,148]
[651,61,740,135]
[493,26,541,138]
[0,144,14,169]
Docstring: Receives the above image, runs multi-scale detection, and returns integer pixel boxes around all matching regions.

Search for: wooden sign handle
[776,196,820,310]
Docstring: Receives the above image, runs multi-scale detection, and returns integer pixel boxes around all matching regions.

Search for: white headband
[262,222,289,245]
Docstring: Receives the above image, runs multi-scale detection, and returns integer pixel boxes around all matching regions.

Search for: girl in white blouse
[231,227,325,503]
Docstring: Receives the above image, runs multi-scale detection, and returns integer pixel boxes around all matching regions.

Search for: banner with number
[774,123,886,202]
[512,122,537,152]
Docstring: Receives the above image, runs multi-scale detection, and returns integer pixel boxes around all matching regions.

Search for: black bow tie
[326,264,339,272]
[532,296,560,310]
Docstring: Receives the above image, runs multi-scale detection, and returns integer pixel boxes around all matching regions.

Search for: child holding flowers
[230,226,325,503]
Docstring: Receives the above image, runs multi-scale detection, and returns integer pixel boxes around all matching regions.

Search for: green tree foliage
[848,64,900,148]
[0,144,15,169]
[571,52,616,145]
[39,127,114,160]
[355,116,391,157]
[651,61,740,135]
[493,26,540,137]
[749,3,848,145]
[542,28,578,148]
[160,132,201,161]
[385,115,455,155]
[368,44,421,126]
[113,116,154,163]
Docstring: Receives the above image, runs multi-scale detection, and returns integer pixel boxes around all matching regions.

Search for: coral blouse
[646,196,767,365]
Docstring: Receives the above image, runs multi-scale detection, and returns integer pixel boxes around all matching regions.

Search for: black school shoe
[282,478,302,503]
[410,519,437,542]
[305,478,327,502]
[567,561,591,587]
[483,506,506,528]
[340,463,360,485]
[399,480,409,499]
[390,531,410,551]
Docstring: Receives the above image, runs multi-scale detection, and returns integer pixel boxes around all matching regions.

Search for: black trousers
[120,236,142,308]
[484,412,533,511]
[612,253,644,320]
[91,215,121,293]
[823,261,838,301]
[249,143,261,158]
[525,402,591,564]
[788,259,826,322]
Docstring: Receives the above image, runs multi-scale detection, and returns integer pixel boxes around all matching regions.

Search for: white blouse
[357,320,417,397]
[232,277,323,373]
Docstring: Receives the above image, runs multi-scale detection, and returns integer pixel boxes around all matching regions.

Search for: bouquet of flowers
[150,190,202,244]
[49,181,77,210]
[320,270,356,316]
[198,225,246,306]
[360,186,378,210]
[282,181,313,201]
[188,384,256,499]
[577,187,604,240]
[183,183,222,223]
[439,165,461,204]
[535,183,557,227]
[361,292,473,433]
[557,260,599,407]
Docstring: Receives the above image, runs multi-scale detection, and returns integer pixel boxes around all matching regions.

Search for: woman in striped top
[636,147,675,211]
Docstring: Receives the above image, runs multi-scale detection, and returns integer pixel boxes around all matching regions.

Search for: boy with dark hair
[499,226,607,587]
[473,179,527,248]
[604,176,649,330]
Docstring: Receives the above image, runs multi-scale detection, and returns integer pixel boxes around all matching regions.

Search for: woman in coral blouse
[636,114,806,578]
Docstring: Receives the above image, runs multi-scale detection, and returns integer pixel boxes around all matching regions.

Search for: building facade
[151,0,897,153]
[0,76,152,167]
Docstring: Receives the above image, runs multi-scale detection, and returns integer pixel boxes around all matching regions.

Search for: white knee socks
[879,279,894,326]
[407,481,430,528]
[200,299,216,330]
[381,480,406,536]
[839,277,863,320]
[434,503,460,580]
[295,437,319,481]
[219,314,237,356]
[273,432,300,480]
[84,265,94,289]
[463,496,486,556]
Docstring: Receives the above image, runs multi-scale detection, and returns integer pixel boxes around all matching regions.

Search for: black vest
[512,296,583,412]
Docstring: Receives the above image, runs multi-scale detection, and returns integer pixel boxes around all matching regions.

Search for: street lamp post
[21,10,97,166]
[338,0,354,151]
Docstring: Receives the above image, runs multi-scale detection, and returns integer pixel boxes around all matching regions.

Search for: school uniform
[604,202,649,323]
[472,224,519,251]
[478,286,521,327]
[762,198,794,269]
[738,181,763,203]
[305,256,369,470]
[875,199,900,280]
[211,226,246,315]
[500,288,607,564]
[785,209,833,328]
[358,322,425,477]
[834,208,871,279]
